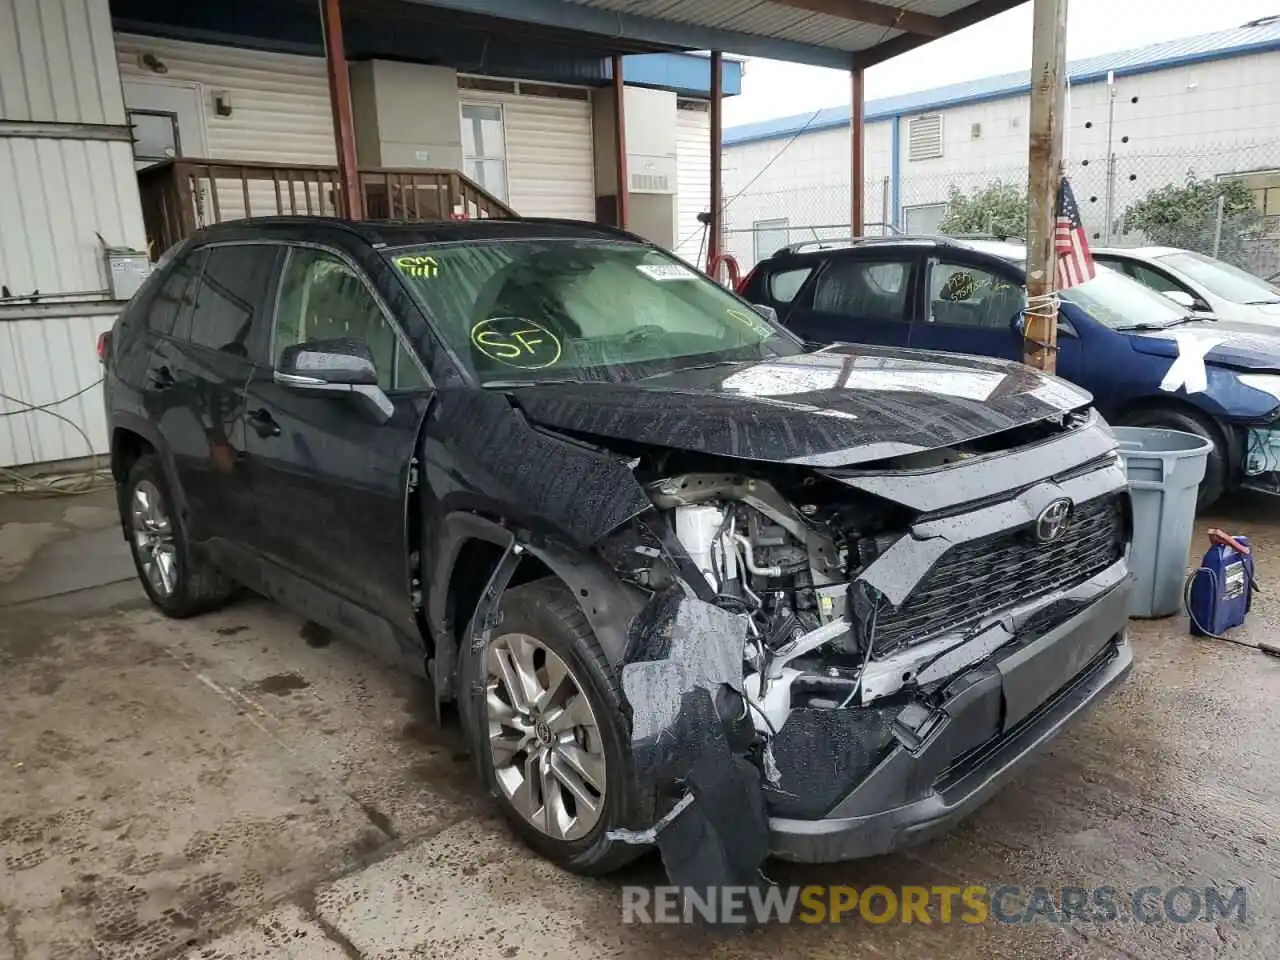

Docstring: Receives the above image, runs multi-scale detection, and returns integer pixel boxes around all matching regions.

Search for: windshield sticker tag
[1159,332,1224,395]
[471,317,562,370]
[637,263,697,282]
[395,255,439,278]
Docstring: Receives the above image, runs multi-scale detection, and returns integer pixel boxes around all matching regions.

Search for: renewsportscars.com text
[621,884,1249,926]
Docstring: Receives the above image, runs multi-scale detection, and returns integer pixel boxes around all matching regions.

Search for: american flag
[1055,176,1096,289]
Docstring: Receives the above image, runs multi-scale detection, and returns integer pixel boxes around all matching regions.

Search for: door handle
[246,407,281,438]
[147,365,176,389]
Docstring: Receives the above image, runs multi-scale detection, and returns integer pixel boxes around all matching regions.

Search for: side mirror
[752,303,779,324]
[275,338,393,424]
[1162,290,1196,310]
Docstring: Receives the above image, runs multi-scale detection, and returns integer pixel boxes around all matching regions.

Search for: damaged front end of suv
[447,348,1135,897]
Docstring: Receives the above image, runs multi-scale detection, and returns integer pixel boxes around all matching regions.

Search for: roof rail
[772,231,1025,258]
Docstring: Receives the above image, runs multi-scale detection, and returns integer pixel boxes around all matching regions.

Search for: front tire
[1118,406,1227,508]
[468,578,642,875]
[123,454,235,617]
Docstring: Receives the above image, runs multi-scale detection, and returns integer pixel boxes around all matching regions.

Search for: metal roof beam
[860,0,1027,65]
[408,0,861,69]
[769,0,945,38]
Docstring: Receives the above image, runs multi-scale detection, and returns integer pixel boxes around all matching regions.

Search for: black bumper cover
[768,575,1133,862]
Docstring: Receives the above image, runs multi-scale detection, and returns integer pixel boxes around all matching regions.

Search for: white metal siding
[115,33,335,165]
[0,0,124,124]
[1,310,115,466]
[0,1,142,468]
[464,89,594,219]
[723,48,1280,253]
[115,34,337,225]
[675,102,710,266]
[0,137,145,294]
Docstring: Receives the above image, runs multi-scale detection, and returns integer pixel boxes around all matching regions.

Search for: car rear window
[768,266,812,303]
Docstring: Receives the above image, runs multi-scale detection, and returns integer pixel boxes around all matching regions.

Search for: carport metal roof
[415,0,1027,69]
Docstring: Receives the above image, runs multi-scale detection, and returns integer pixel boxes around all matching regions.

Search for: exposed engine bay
[648,472,917,737]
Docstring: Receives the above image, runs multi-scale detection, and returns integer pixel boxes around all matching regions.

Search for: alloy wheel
[486,632,607,841]
[131,480,177,598]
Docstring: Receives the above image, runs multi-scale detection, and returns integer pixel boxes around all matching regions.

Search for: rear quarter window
[768,266,813,303]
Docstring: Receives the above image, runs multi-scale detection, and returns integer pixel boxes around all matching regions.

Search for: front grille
[872,493,1126,652]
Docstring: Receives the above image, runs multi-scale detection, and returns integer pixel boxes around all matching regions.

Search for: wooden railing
[138,158,518,257]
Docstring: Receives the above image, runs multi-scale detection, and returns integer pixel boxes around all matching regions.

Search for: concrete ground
[1,486,1279,960]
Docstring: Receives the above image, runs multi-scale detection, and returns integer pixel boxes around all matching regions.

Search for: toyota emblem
[1035,498,1073,542]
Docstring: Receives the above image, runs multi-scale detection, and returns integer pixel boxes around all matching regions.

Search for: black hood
[506,344,1092,468]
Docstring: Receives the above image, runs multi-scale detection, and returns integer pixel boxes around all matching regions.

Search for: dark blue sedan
[741,237,1280,506]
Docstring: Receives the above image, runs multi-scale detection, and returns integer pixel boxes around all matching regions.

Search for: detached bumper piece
[613,590,770,924]
[768,576,1133,863]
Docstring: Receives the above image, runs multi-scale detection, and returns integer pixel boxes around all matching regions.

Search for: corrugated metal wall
[0,0,144,469]
[0,0,123,124]
[1,310,117,465]
[463,89,596,220]
[675,100,710,267]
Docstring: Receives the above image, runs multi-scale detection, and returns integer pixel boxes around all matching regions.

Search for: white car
[1093,246,1280,326]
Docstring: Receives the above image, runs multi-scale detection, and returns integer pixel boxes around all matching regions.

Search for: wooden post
[708,51,724,278]
[850,64,865,237]
[1023,0,1069,372]
[612,55,629,230]
[319,0,363,219]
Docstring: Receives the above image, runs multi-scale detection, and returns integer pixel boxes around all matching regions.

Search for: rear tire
[1117,406,1226,508]
[122,453,236,617]
[463,578,642,876]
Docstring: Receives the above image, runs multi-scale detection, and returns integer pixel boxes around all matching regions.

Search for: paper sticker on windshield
[637,263,697,282]
[471,317,562,370]
[395,255,439,278]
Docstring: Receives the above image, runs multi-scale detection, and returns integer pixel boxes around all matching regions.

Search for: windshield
[1155,250,1280,305]
[1057,264,1190,329]
[388,239,799,384]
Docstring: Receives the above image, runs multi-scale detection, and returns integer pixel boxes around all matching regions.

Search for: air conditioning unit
[624,87,677,195]
[628,156,676,195]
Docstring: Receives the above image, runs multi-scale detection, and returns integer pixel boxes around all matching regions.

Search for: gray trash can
[1112,426,1212,618]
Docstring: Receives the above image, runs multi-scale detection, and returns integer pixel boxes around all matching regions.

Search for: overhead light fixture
[139,52,168,74]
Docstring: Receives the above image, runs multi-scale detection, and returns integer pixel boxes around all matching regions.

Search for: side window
[813,259,910,322]
[768,266,813,304]
[927,259,1023,329]
[1128,263,1185,296]
[188,245,278,358]
[148,248,205,337]
[274,248,425,391]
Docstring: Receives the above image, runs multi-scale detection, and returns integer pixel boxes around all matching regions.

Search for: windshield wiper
[639,359,748,379]
[480,377,591,388]
[1119,313,1211,331]
[1244,299,1280,306]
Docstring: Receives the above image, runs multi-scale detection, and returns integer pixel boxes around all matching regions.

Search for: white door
[122,80,208,170]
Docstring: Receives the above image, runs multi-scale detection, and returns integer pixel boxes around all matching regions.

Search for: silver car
[1094,246,1280,325]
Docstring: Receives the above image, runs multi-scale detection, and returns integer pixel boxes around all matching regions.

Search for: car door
[909,255,1025,361]
[241,243,432,631]
[150,243,279,543]
[782,253,916,347]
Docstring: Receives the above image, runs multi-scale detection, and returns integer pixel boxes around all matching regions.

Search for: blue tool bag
[1186,530,1256,639]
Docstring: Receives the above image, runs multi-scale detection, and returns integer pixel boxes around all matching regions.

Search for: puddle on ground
[247,673,310,696]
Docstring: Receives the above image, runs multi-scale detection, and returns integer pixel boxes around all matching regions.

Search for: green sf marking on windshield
[395,255,439,278]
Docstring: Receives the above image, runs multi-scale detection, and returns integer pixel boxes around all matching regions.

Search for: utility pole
[1023,0,1069,373]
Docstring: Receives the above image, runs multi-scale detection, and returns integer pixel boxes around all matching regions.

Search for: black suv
[103,217,1133,888]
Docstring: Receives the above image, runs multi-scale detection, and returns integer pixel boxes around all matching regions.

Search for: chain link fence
[722,139,1280,281]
